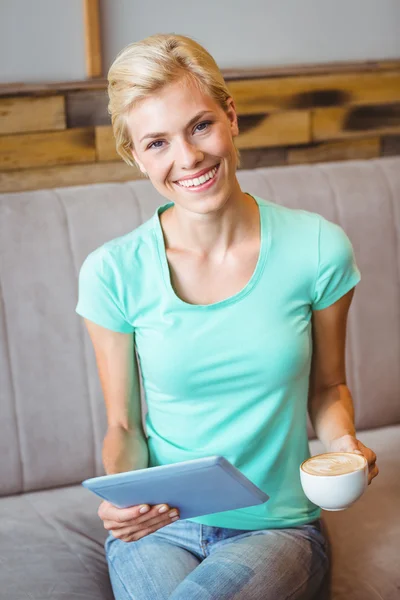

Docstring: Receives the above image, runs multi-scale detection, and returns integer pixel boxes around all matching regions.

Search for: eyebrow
[139,110,214,144]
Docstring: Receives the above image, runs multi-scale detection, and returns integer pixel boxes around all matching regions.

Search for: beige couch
[0,157,399,600]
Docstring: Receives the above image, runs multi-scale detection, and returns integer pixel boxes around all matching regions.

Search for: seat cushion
[0,484,113,600]
[309,424,400,600]
[0,425,398,600]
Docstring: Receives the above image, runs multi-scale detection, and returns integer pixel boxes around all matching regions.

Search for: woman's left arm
[308,288,379,485]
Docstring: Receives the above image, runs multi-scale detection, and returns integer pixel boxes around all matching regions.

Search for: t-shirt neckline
[152,194,269,309]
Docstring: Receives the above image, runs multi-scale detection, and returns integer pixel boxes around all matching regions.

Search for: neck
[161,182,259,259]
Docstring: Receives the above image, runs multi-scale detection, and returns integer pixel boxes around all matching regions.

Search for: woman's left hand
[328,434,379,485]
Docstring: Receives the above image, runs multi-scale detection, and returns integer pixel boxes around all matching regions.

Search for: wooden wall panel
[66,90,109,127]
[95,125,119,161]
[0,59,398,193]
[313,103,400,141]
[287,137,380,165]
[0,96,65,135]
[228,71,400,115]
[222,60,400,80]
[382,135,400,157]
[236,111,310,149]
[0,128,95,171]
[238,147,286,169]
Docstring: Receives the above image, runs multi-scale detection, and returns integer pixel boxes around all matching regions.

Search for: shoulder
[76,210,161,332]
[253,195,324,243]
[254,195,350,245]
[79,208,159,276]
[254,194,319,223]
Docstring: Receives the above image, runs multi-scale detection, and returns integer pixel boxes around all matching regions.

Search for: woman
[76,34,378,599]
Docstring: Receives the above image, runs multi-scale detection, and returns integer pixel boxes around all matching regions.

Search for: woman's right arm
[83,317,148,474]
[83,318,179,540]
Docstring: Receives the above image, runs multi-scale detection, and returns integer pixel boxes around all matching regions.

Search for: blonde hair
[107,33,240,168]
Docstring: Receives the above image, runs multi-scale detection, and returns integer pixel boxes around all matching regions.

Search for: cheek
[199,135,234,165]
[216,129,238,158]
[144,156,169,181]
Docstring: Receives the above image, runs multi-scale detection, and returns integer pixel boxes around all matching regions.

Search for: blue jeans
[104,518,329,599]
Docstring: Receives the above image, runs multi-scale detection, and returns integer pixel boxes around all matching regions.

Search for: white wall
[1,0,399,84]
[0,0,85,83]
[100,0,400,71]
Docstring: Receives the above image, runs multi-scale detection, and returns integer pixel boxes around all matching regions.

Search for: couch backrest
[1,157,399,496]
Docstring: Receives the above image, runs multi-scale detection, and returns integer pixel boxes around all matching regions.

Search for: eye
[147,140,164,150]
[194,120,212,133]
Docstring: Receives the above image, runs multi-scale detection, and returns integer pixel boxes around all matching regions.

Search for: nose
[175,138,204,169]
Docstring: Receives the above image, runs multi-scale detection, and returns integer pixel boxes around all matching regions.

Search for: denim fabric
[105,518,329,599]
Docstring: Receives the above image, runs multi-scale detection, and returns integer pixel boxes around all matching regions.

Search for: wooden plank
[288,137,380,165]
[2,59,400,96]
[238,147,286,169]
[83,0,102,78]
[223,60,400,81]
[0,128,95,171]
[97,113,309,157]
[65,71,400,127]
[236,111,310,149]
[0,96,66,135]
[381,135,400,157]
[95,125,119,161]
[312,103,400,141]
[228,71,400,115]
[0,161,144,193]
[67,90,109,127]
[0,80,107,97]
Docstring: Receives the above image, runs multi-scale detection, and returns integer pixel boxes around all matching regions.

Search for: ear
[226,97,239,138]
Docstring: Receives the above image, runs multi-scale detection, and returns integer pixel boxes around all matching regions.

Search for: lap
[105,532,200,600]
[170,523,329,600]
[105,521,329,600]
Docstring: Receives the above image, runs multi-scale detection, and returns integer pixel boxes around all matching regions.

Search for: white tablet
[82,456,269,520]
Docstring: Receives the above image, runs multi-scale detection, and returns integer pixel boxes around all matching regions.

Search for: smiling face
[128,76,241,215]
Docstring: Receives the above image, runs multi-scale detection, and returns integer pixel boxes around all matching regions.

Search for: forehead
[127,78,220,140]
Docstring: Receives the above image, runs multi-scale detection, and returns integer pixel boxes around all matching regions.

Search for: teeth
[177,166,218,188]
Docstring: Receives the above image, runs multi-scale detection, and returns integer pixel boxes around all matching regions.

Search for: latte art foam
[301,452,366,476]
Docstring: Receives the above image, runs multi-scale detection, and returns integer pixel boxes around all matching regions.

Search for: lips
[173,163,219,184]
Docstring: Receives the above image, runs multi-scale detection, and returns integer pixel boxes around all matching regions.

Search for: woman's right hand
[98,500,180,542]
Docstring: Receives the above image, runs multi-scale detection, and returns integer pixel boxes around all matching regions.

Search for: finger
[98,501,148,522]
[111,511,179,540]
[137,506,179,525]
[352,445,375,470]
[149,504,172,516]
[104,506,179,530]
[368,463,379,485]
[127,524,164,543]
[100,502,170,524]
[358,442,377,465]
[122,503,173,523]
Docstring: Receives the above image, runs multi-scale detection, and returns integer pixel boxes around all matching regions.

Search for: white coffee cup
[300,452,368,511]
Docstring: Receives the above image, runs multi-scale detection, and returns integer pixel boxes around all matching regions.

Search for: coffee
[301,452,366,476]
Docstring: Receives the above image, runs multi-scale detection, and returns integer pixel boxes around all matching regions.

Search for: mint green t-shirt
[76,195,361,530]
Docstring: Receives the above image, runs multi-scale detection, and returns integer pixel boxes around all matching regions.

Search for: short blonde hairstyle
[107,33,240,168]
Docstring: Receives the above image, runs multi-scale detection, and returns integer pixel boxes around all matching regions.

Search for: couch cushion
[0,484,113,600]
[1,157,399,494]
[309,425,400,600]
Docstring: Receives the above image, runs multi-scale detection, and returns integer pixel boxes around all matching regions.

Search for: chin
[185,192,232,216]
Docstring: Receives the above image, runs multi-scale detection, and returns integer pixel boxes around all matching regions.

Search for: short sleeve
[312,217,361,311]
[75,249,134,333]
